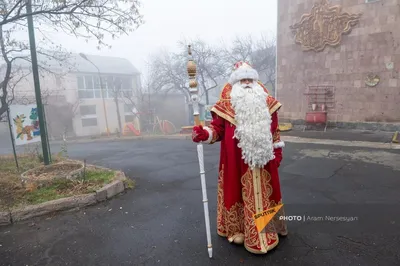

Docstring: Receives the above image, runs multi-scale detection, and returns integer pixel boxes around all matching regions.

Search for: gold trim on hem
[244,237,279,254]
[218,231,227,237]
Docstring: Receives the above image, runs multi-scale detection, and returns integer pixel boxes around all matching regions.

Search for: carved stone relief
[290,0,362,52]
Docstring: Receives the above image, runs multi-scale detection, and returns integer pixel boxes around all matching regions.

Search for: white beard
[230,81,275,169]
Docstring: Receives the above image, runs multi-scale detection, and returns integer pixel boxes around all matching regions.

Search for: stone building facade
[277,0,400,129]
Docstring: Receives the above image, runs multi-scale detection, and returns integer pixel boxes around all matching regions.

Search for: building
[7,53,142,138]
[277,0,400,129]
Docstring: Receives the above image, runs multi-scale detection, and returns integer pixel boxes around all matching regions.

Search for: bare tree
[252,34,277,93]
[120,79,145,115]
[146,48,189,99]
[221,34,255,63]
[221,33,277,94]
[146,36,227,122]
[177,38,227,104]
[0,0,143,119]
[118,79,148,130]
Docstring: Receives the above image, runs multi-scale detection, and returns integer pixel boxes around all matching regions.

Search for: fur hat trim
[228,61,259,85]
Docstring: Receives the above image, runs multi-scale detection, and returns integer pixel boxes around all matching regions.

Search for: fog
[64,0,278,74]
[0,0,278,151]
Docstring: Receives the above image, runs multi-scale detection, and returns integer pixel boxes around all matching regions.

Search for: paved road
[1,139,400,266]
[283,128,395,143]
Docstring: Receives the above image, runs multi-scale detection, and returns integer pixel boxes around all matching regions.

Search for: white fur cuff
[273,141,285,149]
[203,126,213,144]
[229,68,259,85]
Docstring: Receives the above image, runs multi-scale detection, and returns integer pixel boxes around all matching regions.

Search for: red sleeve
[203,112,225,144]
[271,111,284,166]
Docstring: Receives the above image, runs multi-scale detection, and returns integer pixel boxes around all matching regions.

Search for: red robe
[204,82,288,254]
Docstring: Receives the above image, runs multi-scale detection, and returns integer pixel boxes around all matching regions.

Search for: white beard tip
[231,81,274,168]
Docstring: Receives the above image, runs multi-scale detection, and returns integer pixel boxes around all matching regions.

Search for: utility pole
[26,0,51,165]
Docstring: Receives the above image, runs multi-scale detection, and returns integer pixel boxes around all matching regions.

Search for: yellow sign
[253,204,283,233]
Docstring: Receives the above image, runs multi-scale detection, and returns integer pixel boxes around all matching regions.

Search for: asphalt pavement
[1,139,400,266]
[282,128,396,143]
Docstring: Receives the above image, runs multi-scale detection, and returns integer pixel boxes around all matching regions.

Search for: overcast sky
[8,0,277,77]
[67,0,277,74]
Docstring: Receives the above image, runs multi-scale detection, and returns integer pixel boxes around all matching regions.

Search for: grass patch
[0,154,119,210]
[23,180,69,205]
[84,169,115,184]
[23,169,116,205]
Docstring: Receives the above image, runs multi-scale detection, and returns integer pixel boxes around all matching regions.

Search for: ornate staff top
[187,45,201,126]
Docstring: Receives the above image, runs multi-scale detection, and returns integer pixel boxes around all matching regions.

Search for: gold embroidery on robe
[211,82,282,126]
[208,125,219,144]
[217,164,225,236]
[217,164,288,253]
[273,130,281,143]
[217,164,244,238]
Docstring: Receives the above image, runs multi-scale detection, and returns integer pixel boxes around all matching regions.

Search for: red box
[305,111,327,124]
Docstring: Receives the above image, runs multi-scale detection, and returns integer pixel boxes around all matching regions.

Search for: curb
[56,133,400,149]
[0,170,131,226]
[282,136,400,150]
[58,134,192,144]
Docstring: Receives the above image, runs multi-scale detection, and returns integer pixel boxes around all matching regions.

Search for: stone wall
[277,0,400,126]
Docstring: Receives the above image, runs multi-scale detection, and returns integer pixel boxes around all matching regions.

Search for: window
[77,74,134,99]
[106,76,114,98]
[77,75,95,99]
[77,76,84,90]
[125,115,135,122]
[84,75,94,90]
[82,118,98,127]
[78,90,94,99]
[93,76,103,99]
[124,104,134,113]
[80,105,96,116]
[124,103,136,123]
[114,77,122,89]
[122,77,132,90]
[108,89,117,99]
[80,104,97,127]
[93,76,100,89]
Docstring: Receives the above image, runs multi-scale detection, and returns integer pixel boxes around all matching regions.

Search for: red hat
[229,61,259,85]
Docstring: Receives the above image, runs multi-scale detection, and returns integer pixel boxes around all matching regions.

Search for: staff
[187,45,213,258]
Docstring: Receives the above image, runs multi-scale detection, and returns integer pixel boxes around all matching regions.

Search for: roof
[2,52,140,76]
[69,53,140,75]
